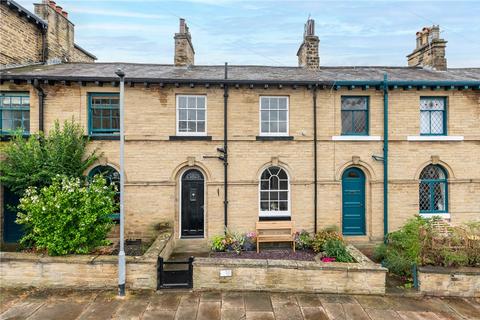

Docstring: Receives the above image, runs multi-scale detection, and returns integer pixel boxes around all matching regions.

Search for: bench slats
[256,220,295,253]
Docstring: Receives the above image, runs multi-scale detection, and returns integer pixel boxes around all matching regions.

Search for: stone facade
[407,26,447,70]
[1,80,478,244]
[0,227,174,289]
[0,0,95,68]
[418,266,480,297]
[193,246,387,294]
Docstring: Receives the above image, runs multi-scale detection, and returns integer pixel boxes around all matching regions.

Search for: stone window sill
[331,136,381,141]
[256,136,294,141]
[169,135,212,141]
[419,213,450,219]
[407,136,464,141]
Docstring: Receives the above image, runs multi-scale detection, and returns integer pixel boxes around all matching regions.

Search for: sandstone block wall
[418,266,480,297]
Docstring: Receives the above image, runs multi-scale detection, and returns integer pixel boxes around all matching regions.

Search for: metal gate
[157,256,194,289]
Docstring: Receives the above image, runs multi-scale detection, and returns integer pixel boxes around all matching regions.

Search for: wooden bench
[256,221,295,253]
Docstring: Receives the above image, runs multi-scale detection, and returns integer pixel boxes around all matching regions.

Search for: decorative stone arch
[171,157,211,182]
[254,157,293,182]
[414,157,455,180]
[85,161,125,180]
[335,156,376,181]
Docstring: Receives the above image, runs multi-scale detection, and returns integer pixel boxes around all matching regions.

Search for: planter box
[418,266,480,297]
[0,228,174,290]
[193,245,387,294]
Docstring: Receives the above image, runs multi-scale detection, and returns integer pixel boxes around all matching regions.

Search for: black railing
[157,256,194,289]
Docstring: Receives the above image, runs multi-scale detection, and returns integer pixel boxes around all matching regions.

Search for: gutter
[33,79,45,132]
[383,74,389,240]
[313,85,318,233]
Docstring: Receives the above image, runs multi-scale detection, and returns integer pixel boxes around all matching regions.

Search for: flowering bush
[209,230,257,253]
[311,226,342,253]
[16,175,115,256]
[295,230,313,250]
[243,232,257,251]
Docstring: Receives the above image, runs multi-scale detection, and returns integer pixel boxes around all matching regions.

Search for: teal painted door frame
[2,187,23,243]
[342,167,366,236]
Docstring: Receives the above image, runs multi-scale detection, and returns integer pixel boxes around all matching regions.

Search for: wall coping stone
[418,266,480,275]
[0,228,173,265]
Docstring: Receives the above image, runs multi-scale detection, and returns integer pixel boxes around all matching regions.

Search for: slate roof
[1,63,480,84]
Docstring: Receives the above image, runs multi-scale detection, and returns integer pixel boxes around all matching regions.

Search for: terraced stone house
[1,1,479,247]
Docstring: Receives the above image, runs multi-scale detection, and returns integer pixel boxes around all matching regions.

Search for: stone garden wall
[193,246,387,294]
[418,266,480,297]
[0,228,174,290]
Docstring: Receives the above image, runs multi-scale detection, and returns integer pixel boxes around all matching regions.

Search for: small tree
[0,120,98,196]
[17,175,116,255]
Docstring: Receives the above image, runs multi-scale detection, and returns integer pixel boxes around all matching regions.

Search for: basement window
[176,95,207,136]
[0,92,30,134]
[259,96,289,136]
[88,93,120,136]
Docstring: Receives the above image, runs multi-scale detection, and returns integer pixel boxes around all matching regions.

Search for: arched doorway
[342,167,366,236]
[180,169,205,238]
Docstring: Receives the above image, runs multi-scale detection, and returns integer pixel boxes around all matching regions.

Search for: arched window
[419,164,448,215]
[259,166,290,217]
[89,165,120,220]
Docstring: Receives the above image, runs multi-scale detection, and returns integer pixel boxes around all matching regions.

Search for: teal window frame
[88,93,120,136]
[419,165,448,214]
[420,96,447,136]
[0,92,30,135]
[88,165,120,220]
[341,96,369,136]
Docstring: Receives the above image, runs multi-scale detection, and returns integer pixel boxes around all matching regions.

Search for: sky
[17,0,480,67]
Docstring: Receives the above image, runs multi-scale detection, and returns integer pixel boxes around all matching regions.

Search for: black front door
[181,169,204,237]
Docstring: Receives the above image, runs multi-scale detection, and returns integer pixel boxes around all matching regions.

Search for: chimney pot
[48,0,56,8]
[62,10,68,18]
[55,5,63,13]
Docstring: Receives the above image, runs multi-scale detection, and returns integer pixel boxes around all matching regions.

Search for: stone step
[174,238,210,253]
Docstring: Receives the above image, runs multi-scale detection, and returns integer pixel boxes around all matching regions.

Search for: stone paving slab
[0,289,479,320]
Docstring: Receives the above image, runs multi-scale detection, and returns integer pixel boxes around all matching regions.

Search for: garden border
[0,228,174,290]
[193,245,387,294]
[418,266,480,297]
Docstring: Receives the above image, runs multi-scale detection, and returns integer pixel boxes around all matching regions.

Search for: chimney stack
[297,19,320,69]
[407,25,447,71]
[174,18,195,66]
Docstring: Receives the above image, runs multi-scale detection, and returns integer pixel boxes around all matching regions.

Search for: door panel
[181,170,204,237]
[3,188,23,243]
[342,168,366,236]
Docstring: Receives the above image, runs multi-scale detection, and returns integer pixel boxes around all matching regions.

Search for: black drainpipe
[33,79,45,132]
[313,85,318,233]
[223,62,229,229]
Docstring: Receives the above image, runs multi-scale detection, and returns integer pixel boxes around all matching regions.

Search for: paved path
[1,289,479,320]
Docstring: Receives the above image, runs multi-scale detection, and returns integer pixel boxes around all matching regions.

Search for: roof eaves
[1,0,47,29]
[73,44,98,60]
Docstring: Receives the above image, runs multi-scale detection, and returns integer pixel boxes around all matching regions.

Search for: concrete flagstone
[1,289,480,320]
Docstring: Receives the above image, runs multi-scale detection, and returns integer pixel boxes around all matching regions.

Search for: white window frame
[176,94,207,136]
[258,166,291,218]
[259,96,289,137]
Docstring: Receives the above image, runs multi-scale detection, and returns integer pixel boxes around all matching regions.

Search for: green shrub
[210,235,226,252]
[295,230,313,250]
[16,175,115,256]
[312,227,342,253]
[0,120,98,196]
[323,239,354,262]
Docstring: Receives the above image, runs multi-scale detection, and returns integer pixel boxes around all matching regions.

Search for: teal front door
[3,187,23,243]
[342,168,366,236]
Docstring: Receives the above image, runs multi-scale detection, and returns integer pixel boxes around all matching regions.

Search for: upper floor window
[176,95,206,136]
[420,97,446,135]
[88,93,119,136]
[341,96,368,135]
[88,165,120,220]
[419,164,448,215]
[0,92,30,134]
[259,166,290,217]
[260,96,289,136]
